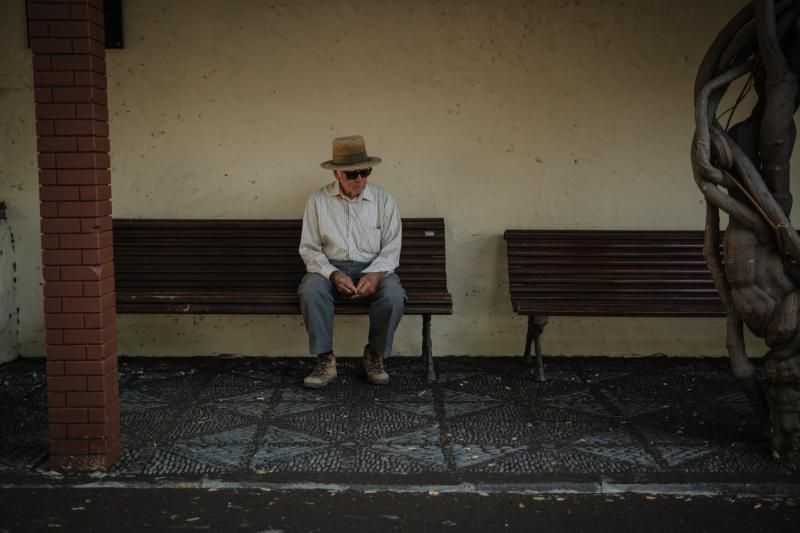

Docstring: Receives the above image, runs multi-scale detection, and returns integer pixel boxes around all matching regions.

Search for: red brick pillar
[28,0,120,470]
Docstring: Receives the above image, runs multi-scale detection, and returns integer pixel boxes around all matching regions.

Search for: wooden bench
[113,218,452,381]
[504,230,726,380]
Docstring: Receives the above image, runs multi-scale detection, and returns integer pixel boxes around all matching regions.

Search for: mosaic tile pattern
[0,356,796,479]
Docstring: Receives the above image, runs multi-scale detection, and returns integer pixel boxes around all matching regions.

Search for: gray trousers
[298,260,406,357]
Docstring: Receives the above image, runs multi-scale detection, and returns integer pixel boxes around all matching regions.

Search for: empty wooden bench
[504,230,725,380]
[113,218,452,381]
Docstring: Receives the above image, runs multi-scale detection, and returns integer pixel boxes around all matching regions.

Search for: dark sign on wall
[27,0,124,49]
[104,0,124,49]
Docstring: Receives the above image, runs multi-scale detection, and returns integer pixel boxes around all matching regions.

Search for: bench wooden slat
[508,258,711,265]
[116,276,450,284]
[512,289,722,297]
[515,306,725,317]
[504,228,725,380]
[505,229,705,239]
[113,218,452,316]
[116,269,449,278]
[506,241,705,248]
[113,234,443,244]
[508,277,716,285]
[509,269,715,279]
[116,304,453,315]
[113,216,450,383]
[504,229,724,316]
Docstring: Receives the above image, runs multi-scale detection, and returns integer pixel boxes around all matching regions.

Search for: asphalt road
[0,489,798,532]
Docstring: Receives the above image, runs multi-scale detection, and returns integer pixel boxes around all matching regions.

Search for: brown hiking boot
[363,345,389,385]
[303,353,337,388]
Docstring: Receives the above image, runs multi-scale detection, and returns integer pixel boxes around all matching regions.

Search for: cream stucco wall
[0,0,788,359]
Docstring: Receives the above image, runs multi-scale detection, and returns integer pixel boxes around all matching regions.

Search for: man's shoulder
[308,182,337,200]
[366,183,396,202]
[367,182,385,194]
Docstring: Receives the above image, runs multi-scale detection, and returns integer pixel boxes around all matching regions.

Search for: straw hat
[320,135,382,171]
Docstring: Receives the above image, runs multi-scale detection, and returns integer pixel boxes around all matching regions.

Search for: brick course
[30,0,120,471]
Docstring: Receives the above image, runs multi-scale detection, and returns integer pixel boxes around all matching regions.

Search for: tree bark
[692,0,800,469]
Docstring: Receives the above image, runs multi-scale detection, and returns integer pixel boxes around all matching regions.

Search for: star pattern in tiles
[196,373,277,402]
[636,427,718,467]
[445,404,542,450]
[541,390,618,418]
[446,373,584,403]
[171,425,257,470]
[370,425,447,468]
[377,398,438,418]
[213,389,274,419]
[143,448,223,475]
[568,430,662,470]
[680,444,789,474]
[0,356,793,478]
[440,389,502,418]
[451,443,528,469]
[119,390,169,413]
[276,403,435,442]
[250,426,331,472]
[120,405,179,445]
[270,387,335,417]
[130,372,207,403]
[524,404,617,443]
[258,445,359,473]
[164,405,257,441]
[600,388,671,418]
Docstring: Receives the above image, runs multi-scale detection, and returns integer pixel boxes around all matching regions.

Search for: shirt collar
[327,181,374,202]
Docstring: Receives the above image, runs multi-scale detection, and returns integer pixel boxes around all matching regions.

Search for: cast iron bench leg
[422,314,436,382]
[523,315,548,382]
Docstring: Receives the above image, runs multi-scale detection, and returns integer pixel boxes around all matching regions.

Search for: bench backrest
[504,229,726,317]
[113,218,448,296]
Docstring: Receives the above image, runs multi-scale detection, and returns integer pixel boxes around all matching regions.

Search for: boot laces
[367,352,384,373]
[311,356,333,377]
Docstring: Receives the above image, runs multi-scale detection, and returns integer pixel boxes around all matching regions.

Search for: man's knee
[298,273,333,302]
[375,275,406,308]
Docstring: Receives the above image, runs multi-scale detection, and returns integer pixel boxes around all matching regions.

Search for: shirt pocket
[356,225,382,254]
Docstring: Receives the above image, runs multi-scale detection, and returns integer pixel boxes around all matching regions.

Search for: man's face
[335,169,370,199]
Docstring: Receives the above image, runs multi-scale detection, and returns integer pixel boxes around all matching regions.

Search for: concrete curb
[4,477,800,497]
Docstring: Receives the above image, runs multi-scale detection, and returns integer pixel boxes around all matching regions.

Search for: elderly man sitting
[298,135,406,388]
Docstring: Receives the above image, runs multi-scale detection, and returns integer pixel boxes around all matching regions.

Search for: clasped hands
[331,271,382,299]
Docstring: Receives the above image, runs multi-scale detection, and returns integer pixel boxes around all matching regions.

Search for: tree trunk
[692,0,800,469]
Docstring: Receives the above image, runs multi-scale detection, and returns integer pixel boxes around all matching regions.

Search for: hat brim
[320,156,382,171]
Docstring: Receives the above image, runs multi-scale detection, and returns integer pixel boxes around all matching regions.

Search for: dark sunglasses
[343,168,372,180]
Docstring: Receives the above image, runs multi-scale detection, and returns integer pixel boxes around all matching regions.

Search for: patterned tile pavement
[1,356,798,486]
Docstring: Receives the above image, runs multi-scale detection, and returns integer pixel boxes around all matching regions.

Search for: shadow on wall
[1,202,19,363]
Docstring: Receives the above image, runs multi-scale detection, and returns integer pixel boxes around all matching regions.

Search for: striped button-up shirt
[299,181,402,279]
